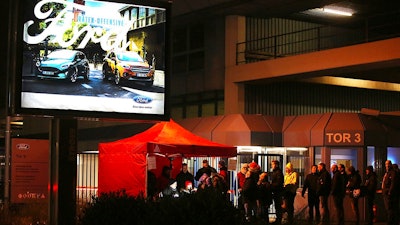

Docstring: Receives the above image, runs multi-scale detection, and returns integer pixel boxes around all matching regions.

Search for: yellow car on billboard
[102,51,154,86]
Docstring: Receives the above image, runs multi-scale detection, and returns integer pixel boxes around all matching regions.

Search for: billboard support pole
[49,118,77,225]
[4,116,11,220]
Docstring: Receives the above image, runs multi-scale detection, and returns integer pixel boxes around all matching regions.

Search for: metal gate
[255,154,283,173]
[76,153,98,211]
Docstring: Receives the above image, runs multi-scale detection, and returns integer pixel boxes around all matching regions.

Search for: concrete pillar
[225,15,246,114]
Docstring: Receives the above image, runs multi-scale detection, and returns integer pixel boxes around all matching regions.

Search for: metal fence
[76,153,98,212]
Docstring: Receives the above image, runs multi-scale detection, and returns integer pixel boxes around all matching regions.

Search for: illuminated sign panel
[11,138,49,203]
[325,132,364,146]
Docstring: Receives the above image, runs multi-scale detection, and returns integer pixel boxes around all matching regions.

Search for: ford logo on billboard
[16,143,30,150]
[133,95,152,104]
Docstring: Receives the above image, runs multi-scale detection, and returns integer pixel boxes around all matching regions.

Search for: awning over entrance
[178,114,282,146]
[192,115,224,141]
[323,113,365,146]
[177,112,397,148]
[212,114,277,146]
[284,113,388,147]
[283,114,324,147]
[263,115,285,146]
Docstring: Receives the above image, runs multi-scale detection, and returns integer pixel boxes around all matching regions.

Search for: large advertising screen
[16,0,170,120]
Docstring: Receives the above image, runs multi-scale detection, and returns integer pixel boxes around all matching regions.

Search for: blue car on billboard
[35,49,90,82]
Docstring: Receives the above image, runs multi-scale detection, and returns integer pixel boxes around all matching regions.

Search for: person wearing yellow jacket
[283,162,298,224]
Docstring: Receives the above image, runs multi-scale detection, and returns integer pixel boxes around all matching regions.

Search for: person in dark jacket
[338,164,348,191]
[242,162,260,222]
[257,172,272,224]
[382,160,400,225]
[161,179,179,198]
[147,170,157,200]
[175,163,194,192]
[195,159,214,182]
[302,165,320,223]
[346,166,362,225]
[331,164,345,225]
[364,165,378,225]
[270,160,284,225]
[156,166,172,194]
[317,163,331,225]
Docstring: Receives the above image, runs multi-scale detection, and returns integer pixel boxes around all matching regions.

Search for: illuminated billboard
[15,0,170,120]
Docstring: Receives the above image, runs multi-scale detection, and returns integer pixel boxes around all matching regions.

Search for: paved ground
[255,217,388,225]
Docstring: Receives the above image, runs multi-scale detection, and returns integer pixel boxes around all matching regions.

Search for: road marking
[81,84,93,89]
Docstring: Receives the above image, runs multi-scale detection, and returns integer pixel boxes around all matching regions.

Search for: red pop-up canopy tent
[98,119,236,196]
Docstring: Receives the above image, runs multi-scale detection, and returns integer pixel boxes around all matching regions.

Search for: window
[388,147,400,164]
[201,103,215,117]
[147,8,156,25]
[131,8,138,20]
[331,148,358,169]
[139,8,146,19]
[189,24,204,49]
[186,105,199,118]
[173,28,187,53]
[172,55,187,74]
[172,24,204,73]
[287,150,309,187]
[188,52,204,71]
[170,91,224,119]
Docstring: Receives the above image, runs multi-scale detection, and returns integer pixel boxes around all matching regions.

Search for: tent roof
[99,119,237,157]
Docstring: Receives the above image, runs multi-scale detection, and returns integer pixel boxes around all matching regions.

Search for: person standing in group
[237,163,248,192]
[156,166,173,194]
[147,170,157,200]
[364,165,378,225]
[331,164,345,225]
[346,166,362,225]
[175,163,194,192]
[242,162,261,222]
[211,168,228,196]
[237,163,249,210]
[257,172,272,224]
[195,159,214,182]
[382,160,400,225]
[218,160,228,182]
[338,164,348,197]
[270,160,284,225]
[317,163,331,225]
[283,162,298,225]
[338,164,346,176]
[302,165,320,223]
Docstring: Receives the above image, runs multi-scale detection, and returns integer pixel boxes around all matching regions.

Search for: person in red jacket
[237,163,248,191]
[218,160,228,182]
[237,163,248,211]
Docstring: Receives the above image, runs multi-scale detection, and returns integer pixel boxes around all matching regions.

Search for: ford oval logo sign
[16,143,30,150]
[133,95,152,104]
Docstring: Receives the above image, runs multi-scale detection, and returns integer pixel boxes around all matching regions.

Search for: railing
[236,11,400,65]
